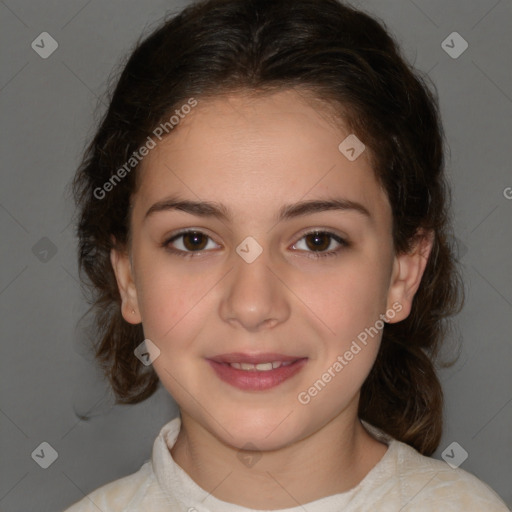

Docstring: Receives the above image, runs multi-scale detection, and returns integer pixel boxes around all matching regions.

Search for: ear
[385,229,434,323]
[110,237,142,324]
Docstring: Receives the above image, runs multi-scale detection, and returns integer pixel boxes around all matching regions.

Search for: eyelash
[162,229,349,260]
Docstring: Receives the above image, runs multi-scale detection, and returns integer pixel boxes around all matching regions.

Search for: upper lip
[207,353,306,364]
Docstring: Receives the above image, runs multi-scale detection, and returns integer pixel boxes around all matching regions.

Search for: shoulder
[62,461,155,512]
[360,421,509,511]
[392,441,510,511]
[62,417,183,512]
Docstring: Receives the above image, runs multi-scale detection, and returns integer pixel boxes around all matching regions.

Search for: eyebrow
[144,195,372,223]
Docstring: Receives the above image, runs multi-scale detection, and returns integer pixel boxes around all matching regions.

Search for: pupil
[307,232,329,251]
[184,231,207,251]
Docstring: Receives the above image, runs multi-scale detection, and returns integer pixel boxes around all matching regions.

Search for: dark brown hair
[72,0,464,455]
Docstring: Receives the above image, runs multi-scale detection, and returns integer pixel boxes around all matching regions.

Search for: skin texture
[110,89,433,508]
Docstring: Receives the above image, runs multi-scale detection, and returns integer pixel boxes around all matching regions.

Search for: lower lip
[207,359,308,391]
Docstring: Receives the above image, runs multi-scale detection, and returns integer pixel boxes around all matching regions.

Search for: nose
[219,245,291,332]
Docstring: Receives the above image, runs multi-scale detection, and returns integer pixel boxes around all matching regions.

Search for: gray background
[0,0,511,510]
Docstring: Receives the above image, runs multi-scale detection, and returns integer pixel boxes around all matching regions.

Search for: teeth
[228,361,294,371]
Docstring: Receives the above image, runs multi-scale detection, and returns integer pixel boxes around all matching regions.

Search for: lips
[206,353,308,391]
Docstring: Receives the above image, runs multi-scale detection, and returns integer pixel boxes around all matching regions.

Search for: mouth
[206,353,308,391]
[224,360,296,371]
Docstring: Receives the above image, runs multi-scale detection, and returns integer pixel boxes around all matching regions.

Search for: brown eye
[182,231,208,251]
[304,232,331,252]
[164,230,220,256]
[292,230,348,259]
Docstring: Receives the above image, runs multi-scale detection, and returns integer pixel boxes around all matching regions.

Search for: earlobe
[110,245,142,324]
[386,229,434,323]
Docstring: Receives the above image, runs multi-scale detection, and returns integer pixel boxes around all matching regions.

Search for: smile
[228,361,294,371]
[206,357,308,391]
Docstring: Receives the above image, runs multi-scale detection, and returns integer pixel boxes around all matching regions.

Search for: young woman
[64,0,509,510]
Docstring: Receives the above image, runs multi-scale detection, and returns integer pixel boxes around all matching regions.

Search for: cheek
[138,268,211,394]
[293,260,388,337]
[290,257,389,394]
[135,255,215,341]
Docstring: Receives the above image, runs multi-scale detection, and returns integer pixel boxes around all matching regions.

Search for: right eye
[163,230,221,257]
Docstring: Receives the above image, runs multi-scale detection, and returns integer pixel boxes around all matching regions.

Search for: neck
[170,403,388,509]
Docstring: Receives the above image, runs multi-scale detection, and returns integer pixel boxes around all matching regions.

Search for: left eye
[292,231,347,257]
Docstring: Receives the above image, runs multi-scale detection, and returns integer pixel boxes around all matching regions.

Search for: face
[111,89,429,451]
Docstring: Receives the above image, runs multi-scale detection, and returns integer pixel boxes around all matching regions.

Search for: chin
[209,408,303,449]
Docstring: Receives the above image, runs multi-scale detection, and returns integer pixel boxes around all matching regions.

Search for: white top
[63,416,509,511]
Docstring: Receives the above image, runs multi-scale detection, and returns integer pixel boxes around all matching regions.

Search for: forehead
[134,90,391,226]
